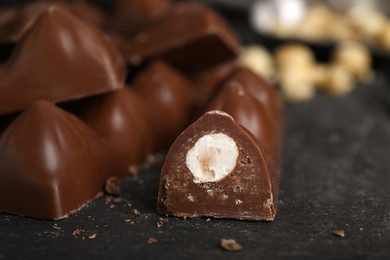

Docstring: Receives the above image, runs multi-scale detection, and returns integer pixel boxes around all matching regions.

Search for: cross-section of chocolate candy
[126,2,240,72]
[0,7,124,115]
[157,111,279,221]
[0,101,107,220]
[78,88,155,178]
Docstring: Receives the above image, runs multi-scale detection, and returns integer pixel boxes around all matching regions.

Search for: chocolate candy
[78,88,155,178]
[111,0,172,36]
[0,1,106,47]
[226,67,283,133]
[0,101,107,220]
[0,7,124,115]
[207,81,278,163]
[126,2,240,72]
[191,61,235,108]
[132,60,195,150]
[157,111,279,221]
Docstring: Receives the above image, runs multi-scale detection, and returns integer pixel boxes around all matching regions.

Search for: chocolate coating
[0,7,124,115]
[157,111,279,221]
[227,67,282,132]
[126,2,240,72]
[133,60,194,150]
[0,101,107,220]
[111,0,172,36]
[78,88,155,178]
[207,82,278,163]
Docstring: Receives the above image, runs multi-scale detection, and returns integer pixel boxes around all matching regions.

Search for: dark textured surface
[1,2,390,259]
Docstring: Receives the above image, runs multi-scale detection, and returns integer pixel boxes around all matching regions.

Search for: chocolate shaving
[147,237,157,244]
[332,230,345,238]
[72,229,85,236]
[88,233,97,239]
[157,218,169,228]
[220,239,243,251]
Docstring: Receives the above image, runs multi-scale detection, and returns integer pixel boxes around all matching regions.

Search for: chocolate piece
[78,88,155,177]
[0,2,106,46]
[157,111,279,221]
[0,7,124,115]
[111,0,172,36]
[226,67,283,132]
[220,239,243,251]
[0,101,107,220]
[132,60,194,150]
[207,82,278,163]
[191,61,235,108]
[126,2,240,72]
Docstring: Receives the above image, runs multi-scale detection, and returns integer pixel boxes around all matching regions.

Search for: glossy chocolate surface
[126,2,240,72]
[111,0,172,36]
[132,60,194,150]
[227,67,283,132]
[0,7,124,115]
[207,82,278,163]
[78,88,155,178]
[157,111,279,221]
[0,1,106,46]
[0,101,107,220]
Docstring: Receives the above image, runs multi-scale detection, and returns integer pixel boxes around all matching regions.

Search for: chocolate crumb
[220,239,242,251]
[110,204,115,209]
[147,237,157,244]
[128,209,141,220]
[206,218,211,222]
[105,176,121,195]
[88,233,97,239]
[359,227,364,231]
[332,230,345,238]
[72,229,85,236]
[112,197,122,203]
[157,218,169,228]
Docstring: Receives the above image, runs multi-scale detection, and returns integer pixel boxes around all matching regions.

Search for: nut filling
[186,133,239,183]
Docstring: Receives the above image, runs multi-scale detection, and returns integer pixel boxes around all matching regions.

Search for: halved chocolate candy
[157,111,279,221]
[126,2,240,72]
[132,60,195,150]
[0,101,107,220]
[0,7,124,115]
[78,88,155,178]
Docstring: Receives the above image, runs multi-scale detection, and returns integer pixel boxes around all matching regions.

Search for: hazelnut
[332,41,372,81]
[274,44,316,70]
[236,45,275,82]
[186,132,239,183]
[322,64,354,96]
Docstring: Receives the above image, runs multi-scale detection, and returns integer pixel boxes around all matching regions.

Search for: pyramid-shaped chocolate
[126,2,240,71]
[0,7,124,115]
[157,111,279,221]
[78,88,155,178]
[207,81,278,163]
[0,101,107,220]
[133,60,194,149]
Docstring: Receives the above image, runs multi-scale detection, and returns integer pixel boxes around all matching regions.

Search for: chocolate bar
[157,111,279,221]
[0,7,124,115]
[126,2,240,72]
[0,101,107,220]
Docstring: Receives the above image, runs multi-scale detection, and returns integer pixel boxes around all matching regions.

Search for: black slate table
[1,2,390,259]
